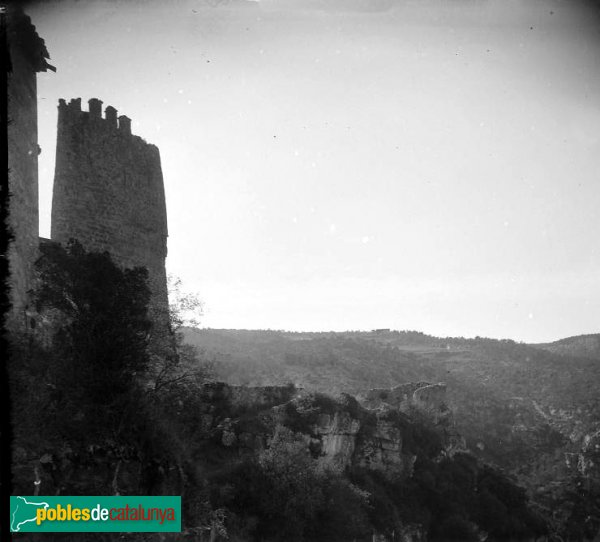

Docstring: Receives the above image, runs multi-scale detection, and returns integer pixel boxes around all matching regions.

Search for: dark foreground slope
[183,328,600,540]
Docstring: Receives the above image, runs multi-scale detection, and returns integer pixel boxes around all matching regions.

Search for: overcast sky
[30,0,600,342]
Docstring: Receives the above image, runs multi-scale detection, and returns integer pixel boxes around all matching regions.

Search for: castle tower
[51,98,170,341]
[6,6,54,331]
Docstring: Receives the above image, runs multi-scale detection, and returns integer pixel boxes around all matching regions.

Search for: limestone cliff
[195,382,543,541]
[206,381,459,481]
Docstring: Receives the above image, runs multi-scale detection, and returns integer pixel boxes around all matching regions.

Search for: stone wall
[360,381,439,412]
[51,98,169,337]
[6,7,53,331]
[359,381,452,427]
[412,382,447,411]
[6,9,169,345]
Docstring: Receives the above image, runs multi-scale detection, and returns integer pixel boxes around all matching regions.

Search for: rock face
[203,382,455,480]
[280,392,418,476]
[312,410,361,470]
[354,407,410,476]
[196,382,462,541]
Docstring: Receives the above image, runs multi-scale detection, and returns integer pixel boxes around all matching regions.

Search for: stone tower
[6,6,54,331]
[51,98,170,339]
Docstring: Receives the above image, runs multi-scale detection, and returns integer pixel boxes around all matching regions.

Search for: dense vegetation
[185,395,547,542]
[10,241,213,530]
[12,240,152,466]
[207,430,547,542]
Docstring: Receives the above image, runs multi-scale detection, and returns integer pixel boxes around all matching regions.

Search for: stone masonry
[6,6,171,346]
[6,6,54,331]
[51,98,170,340]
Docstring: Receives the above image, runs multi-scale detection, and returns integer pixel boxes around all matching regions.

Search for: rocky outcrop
[203,383,456,482]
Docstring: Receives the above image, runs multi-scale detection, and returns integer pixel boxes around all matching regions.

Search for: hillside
[184,328,600,539]
[533,333,600,360]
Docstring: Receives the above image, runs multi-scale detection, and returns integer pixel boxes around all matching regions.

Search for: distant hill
[183,328,600,537]
[532,333,600,360]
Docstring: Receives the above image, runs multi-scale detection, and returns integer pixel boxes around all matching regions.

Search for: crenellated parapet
[57,98,138,137]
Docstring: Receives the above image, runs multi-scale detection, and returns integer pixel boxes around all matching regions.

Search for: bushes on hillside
[11,240,152,448]
[211,426,371,542]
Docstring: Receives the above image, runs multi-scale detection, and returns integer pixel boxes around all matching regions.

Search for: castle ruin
[6,6,170,341]
[51,98,170,335]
